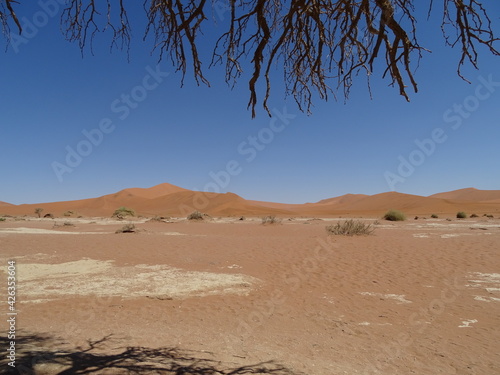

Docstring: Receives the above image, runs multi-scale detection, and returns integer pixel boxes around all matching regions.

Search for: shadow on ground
[1,334,301,374]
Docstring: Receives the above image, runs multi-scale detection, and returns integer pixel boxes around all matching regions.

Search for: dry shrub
[115,224,136,233]
[261,216,281,225]
[187,211,206,220]
[383,210,406,221]
[326,219,375,236]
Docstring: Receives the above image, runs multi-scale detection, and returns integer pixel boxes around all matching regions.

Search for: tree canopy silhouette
[1,0,498,117]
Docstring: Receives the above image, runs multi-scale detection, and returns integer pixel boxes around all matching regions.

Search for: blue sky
[1,1,499,205]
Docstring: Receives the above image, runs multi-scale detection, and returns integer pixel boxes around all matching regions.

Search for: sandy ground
[0,216,499,374]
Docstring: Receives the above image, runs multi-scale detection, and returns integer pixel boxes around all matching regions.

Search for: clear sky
[1,2,499,205]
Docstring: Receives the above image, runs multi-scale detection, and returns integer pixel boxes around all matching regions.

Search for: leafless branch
[2,0,498,117]
[61,0,131,56]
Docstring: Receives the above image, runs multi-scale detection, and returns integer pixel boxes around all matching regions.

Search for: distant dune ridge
[429,187,500,202]
[1,183,499,218]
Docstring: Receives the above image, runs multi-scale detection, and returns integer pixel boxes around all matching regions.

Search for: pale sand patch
[471,272,500,282]
[3,258,259,303]
[357,322,393,326]
[441,233,469,238]
[486,287,500,293]
[158,231,186,236]
[0,227,188,236]
[467,272,500,303]
[18,258,113,281]
[459,319,478,328]
[0,227,107,235]
[473,295,500,302]
[411,230,497,238]
[359,292,412,304]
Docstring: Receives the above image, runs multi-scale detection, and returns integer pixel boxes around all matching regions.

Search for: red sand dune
[430,187,500,202]
[0,201,13,207]
[110,182,189,200]
[1,184,500,218]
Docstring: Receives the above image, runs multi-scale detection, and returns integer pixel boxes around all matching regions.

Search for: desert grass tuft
[187,211,205,220]
[148,216,170,222]
[456,211,467,219]
[261,215,282,225]
[113,207,135,219]
[383,210,406,221]
[326,219,375,236]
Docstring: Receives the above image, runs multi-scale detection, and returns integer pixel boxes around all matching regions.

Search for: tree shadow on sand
[1,334,302,375]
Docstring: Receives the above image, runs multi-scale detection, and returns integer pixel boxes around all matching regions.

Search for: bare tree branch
[144,0,210,87]
[61,0,131,56]
[1,0,22,37]
[2,0,498,118]
[441,0,499,83]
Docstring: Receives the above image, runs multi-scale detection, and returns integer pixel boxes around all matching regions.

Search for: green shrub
[456,211,467,219]
[431,214,438,218]
[262,215,282,225]
[187,211,204,220]
[0,217,5,222]
[112,207,135,218]
[383,210,406,221]
[326,220,375,236]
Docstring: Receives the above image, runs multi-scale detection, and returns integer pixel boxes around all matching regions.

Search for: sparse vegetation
[63,222,75,227]
[486,214,494,218]
[115,224,136,233]
[262,216,282,225]
[431,214,439,218]
[456,211,467,219]
[43,213,54,219]
[383,210,406,221]
[470,213,479,218]
[326,220,375,236]
[148,216,168,223]
[35,208,43,218]
[187,211,205,221]
[63,210,75,217]
[112,207,135,219]
[0,217,5,222]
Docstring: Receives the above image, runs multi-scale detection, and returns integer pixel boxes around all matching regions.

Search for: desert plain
[1,184,499,374]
